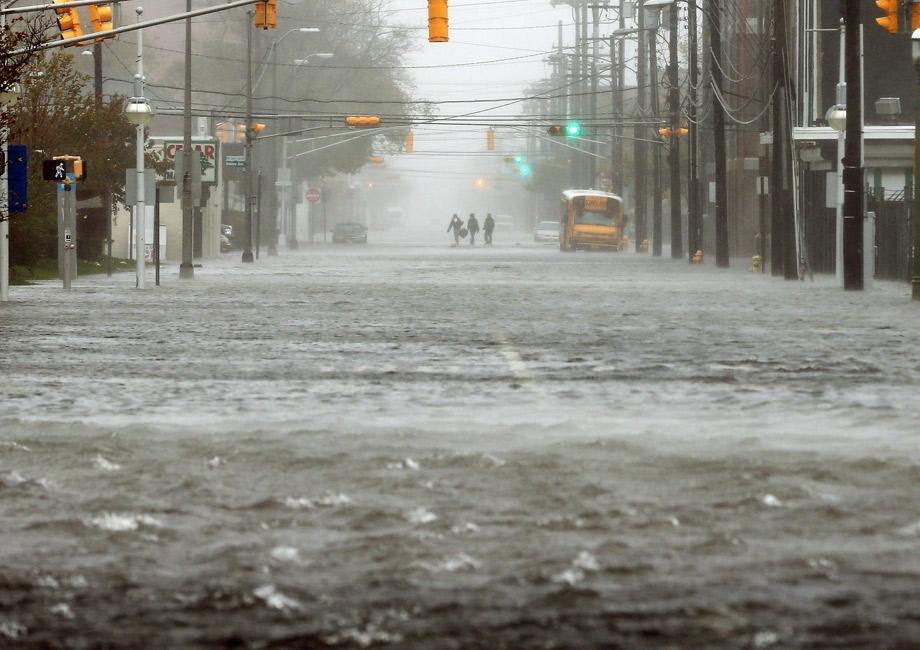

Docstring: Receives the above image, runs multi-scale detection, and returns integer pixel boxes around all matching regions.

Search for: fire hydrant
[750,255,762,272]
[691,249,704,264]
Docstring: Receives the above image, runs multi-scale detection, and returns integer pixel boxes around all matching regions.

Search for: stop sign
[306,188,321,203]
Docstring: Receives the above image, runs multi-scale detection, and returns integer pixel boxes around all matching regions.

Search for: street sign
[8,145,27,213]
[125,169,157,205]
[306,188,322,203]
[225,155,245,168]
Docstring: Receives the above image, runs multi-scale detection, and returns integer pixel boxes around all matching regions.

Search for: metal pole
[913,31,920,299]
[180,0,194,279]
[242,12,255,263]
[688,0,701,261]
[61,188,71,290]
[255,168,262,259]
[635,9,648,253]
[154,186,160,286]
[668,3,682,259]
[842,0,863,289]
[770,0,784,276]
[589,4,599,187]
[134,7,145,289]
[650,29,662,257]
[269,40,279,255]
[712,0,730,267]
[836,19,845,287]
[0,7,8,301]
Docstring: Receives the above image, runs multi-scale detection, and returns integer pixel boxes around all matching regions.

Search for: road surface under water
[1,243,919,649]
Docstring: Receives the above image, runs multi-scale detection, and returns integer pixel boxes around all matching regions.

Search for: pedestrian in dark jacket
[447,214,463,246]
[467,213,480,246]
[483,213,495,246]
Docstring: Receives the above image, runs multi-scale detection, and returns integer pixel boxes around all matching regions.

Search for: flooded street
[2,244,920,649]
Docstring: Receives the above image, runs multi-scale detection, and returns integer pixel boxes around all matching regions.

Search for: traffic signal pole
[180,0,194,279]
[649,28,662,257]
[134,7,145,289]
[712,0,730,267]
[635,8,648,253]
[842,0,864,289]
[242,11,255,263]
[667,2,682,259]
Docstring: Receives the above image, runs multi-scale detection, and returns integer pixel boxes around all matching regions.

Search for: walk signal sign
[43,157,86,183]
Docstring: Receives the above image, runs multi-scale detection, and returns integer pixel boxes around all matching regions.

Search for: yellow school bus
[559,190,626,252]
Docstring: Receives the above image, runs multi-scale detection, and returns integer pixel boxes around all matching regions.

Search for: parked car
[332,222,368,244]
[534,219,560,243]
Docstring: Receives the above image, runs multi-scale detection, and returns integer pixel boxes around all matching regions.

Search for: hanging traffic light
[519,164,532,177]
[405,130,414,153]
[255,0,277,29]
[88,3,114,40]
[658,126,689,138]
[565,121,582,137]
[345,115,381,127]
[53,0,84,43]
[513,154,524,163]
[913,0,920,29]
[487,127,495,151]
[428,0,448,42]
[547,125,564,136]
[252,123,267,135]
[875,0,899,33]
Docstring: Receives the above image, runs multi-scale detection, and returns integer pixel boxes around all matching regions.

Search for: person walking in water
[483,213,495,246]
[447,213,463,247]
[467,213,480,246]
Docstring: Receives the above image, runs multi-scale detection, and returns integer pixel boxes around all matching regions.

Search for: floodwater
[1,243,919,649]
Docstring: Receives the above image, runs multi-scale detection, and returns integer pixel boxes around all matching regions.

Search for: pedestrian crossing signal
[42,158,86,182]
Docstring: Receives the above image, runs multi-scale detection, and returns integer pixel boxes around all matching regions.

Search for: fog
[2,1,919,648]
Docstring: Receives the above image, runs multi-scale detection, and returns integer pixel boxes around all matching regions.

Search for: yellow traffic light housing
[405,130,414,154]
[255,0,277,29]
[53,0,84,44]
[658,126,689,139]
[875,0,899,33]
[88,3,114,40]
[547,125,564,136]
[428,0,448,43]
[913,1,920,28]
[252,123,267,135]
[346,115,381,127]
[487,127,495,151]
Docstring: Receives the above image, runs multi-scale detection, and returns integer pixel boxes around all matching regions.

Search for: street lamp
[911,28,920,299]
[0,81,22,303]
[269,28,320,255]
[293,52,334,65]
[124,6,151,288]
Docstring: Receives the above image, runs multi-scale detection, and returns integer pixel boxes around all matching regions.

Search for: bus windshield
[575,207,615,226]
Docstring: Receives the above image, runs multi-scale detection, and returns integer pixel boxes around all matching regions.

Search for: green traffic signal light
[565,121,582,136]
[519,164,531,177]
[514,154,524,163]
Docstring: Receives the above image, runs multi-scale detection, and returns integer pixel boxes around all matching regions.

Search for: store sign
[149,137,219,185]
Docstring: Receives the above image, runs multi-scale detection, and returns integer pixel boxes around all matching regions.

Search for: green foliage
[8,52,138,267]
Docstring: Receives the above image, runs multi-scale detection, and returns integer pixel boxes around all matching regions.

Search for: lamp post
[912,28,920,300]
[124,6,154,289]
[269,27,319,256]
[0,80,22,303]
[826,21,847,288]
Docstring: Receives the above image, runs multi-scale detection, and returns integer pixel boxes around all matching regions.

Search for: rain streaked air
[1,1,919,649]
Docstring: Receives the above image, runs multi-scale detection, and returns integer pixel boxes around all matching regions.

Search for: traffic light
[405,130,414,153]
[53,0,83,43]
[547,125,564,136]
[428,0,448,43]
[487,127,495,151]
[519,164,532,177]
[565,121,582,137]
[345,115,381,127]
[255,0,277,29]
[88,4,114,40]
[513,154,524,163]
[658,126,689,138]
[875,0,898,33]
[913,1,920,28]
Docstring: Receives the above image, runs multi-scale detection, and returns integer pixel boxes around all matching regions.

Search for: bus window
[574,205,615,226]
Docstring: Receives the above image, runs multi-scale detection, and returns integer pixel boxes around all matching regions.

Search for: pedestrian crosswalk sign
[43,160,67,181]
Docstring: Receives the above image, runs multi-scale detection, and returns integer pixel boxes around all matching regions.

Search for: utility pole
[649,28,662,257]
[687,0,701,261]
[667,3,682,259]
[133,6,146,289]
[769,0,783,277]
[913,27,920,299]
[269,39,280,256]
[635,8,648,252]
[93,41,114,278]
[712,0,730,267]
[610,35,620,194]
[179,0,194,279]
[242,9,255,263]
[841,0,863,289]
[589,3,599,187]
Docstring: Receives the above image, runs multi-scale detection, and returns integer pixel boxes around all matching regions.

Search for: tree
[8,52,138,266]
